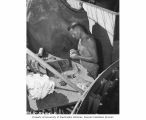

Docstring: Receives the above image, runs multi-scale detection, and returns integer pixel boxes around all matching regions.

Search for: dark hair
[67,22,90,34]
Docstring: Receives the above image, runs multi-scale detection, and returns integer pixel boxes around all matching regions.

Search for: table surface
[28,76,82,111]
[27,57,93,111]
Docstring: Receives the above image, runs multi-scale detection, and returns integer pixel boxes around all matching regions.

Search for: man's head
[67,22,89,39]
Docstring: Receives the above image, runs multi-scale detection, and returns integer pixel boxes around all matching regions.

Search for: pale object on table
[26,73,55,100]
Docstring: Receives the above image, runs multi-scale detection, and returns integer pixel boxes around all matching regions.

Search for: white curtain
[83,3,117,46]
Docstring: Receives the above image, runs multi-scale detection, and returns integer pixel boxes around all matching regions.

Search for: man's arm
[70,53,97,64]
[78,55,97,63]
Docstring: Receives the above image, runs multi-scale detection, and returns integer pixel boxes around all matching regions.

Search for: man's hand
[70,49,78,55]
[70,49,80,59]
[70,53,80,59]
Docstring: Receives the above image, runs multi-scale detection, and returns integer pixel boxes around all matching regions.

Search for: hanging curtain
[82,2,118,46]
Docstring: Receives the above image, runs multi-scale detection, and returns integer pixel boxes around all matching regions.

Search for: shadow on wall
[27,0,89,58]
[27,23,41,54]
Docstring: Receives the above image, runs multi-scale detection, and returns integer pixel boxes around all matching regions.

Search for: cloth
[82,2,117,46]
[26,73,55,100]
[66,0,82,10]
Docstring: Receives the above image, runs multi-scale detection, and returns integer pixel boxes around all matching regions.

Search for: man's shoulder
[86,37,96,46]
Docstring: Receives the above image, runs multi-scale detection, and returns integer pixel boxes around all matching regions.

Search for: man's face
[69,28,80,40]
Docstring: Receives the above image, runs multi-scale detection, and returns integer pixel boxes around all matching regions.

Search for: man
[68,22,99,79]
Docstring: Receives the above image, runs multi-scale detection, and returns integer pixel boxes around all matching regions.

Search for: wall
[27,0,89,58]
